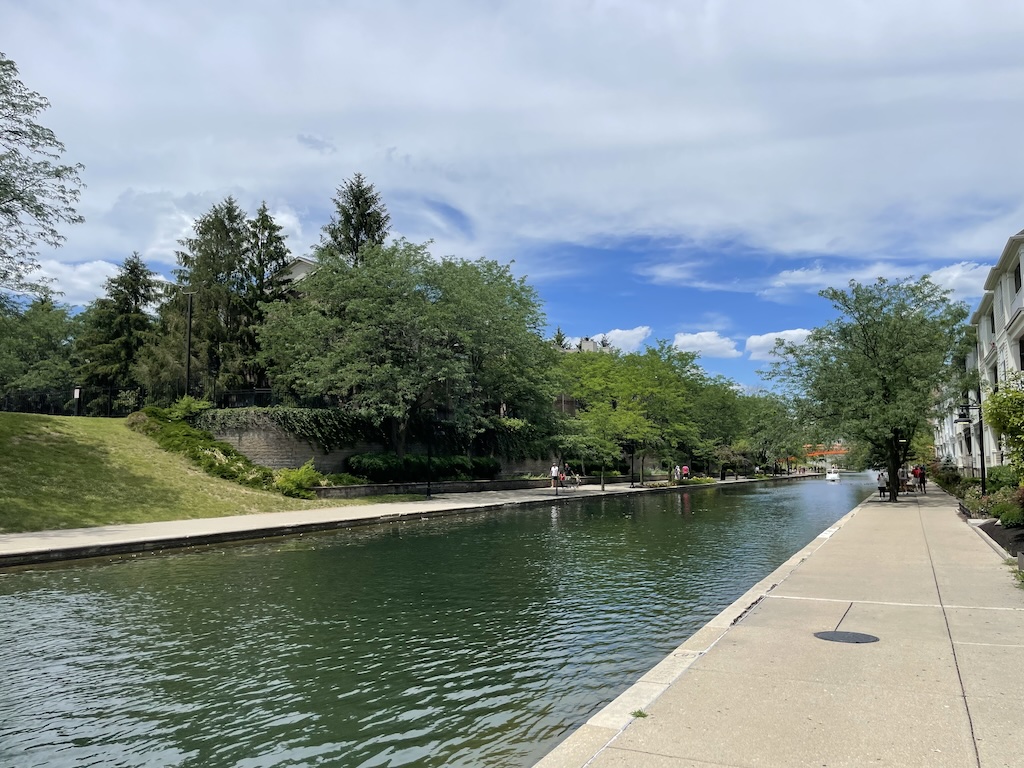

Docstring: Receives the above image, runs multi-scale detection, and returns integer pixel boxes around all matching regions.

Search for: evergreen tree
[0,293,77,396]
[75,252,156,390]
[242,201,290,386]
[174,196,251,396]
[318,172,390,266]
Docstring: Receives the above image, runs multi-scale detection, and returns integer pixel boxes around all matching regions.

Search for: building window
[1018,338,1024,371]
[1016,262,1022,293]
[991,311,997,334]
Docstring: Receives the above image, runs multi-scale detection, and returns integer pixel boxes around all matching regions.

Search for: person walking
[877,470,888,500]
[550,461,560,489]
[917,466,927,494]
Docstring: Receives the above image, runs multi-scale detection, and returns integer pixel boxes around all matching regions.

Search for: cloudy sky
[5,0,1022,386]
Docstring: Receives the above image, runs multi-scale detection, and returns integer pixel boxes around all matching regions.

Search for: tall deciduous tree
[258,240,554,456]
[0,52,84,294]
[770,277,968,501]
[318,172,390,266]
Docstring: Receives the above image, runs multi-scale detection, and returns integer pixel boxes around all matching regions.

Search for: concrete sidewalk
[536,491,1024,768]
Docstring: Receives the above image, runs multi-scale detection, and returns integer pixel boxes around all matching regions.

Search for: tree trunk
[887,439,900,503]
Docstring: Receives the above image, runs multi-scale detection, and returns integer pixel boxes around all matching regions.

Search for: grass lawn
[0,413,411,533]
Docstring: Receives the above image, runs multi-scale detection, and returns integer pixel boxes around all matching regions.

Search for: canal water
[0,476,873,768]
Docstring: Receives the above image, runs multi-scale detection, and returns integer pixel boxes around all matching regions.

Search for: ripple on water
[0,478,873,767]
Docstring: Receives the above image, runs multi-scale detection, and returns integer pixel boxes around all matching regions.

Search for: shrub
[127,406,275,491]
[985,465,1021,495]
[993,501,1024,527]
[321,472,369,486]
[346,453,501,483]
[165,395,214,422]
[274,459,323,499]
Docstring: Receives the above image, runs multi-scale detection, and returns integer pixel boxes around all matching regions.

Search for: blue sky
[5,0,1023,387]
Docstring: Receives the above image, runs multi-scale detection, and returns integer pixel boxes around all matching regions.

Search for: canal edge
[531,495,869,768]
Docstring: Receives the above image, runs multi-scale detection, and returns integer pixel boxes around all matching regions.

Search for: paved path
[535,490,1024,768]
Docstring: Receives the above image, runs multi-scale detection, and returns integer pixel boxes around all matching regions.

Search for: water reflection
[0,477,873,767]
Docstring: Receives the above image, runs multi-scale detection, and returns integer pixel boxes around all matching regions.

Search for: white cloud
[566,326,652,353]
[605,326,652,352]
[6,1,1024,306]
[673,331,742,358]
[745,329,812,361]
[929,261,990,302]
[36,259,119,306]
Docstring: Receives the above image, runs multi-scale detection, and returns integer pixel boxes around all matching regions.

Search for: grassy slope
[0,413,372,533]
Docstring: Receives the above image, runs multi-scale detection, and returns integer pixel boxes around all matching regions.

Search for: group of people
[550,462,581,488]
[876,465,927,498]
[672,465,690,481]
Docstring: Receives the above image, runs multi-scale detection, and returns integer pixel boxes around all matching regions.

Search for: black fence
[0,387,145,417]
[0,387,334,417]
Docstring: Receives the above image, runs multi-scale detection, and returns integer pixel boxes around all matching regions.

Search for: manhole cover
[814,631,879,644]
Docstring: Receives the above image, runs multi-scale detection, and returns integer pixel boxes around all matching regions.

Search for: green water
[0,477,873,767]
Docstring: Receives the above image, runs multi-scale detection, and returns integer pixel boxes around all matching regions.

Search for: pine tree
[76,252,157,390]
[242,202,290,386]
[318,172,390,266]
[174,196,251,396]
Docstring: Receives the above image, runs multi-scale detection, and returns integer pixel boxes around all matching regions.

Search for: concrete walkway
[0,478,719,568]
[535,490,1024,768]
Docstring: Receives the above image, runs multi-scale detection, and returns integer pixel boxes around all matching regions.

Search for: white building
[944,229,1024,474]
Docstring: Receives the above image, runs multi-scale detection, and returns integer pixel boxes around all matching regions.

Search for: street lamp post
[954,404,987,496]
[184,290,195,397]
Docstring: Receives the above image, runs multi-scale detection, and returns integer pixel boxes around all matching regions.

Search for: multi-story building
[943,229,1024,473]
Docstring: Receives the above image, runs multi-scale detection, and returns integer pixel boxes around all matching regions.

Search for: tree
[241,202,291,387]
[259,240,555,457]
[982,371,1024,474]
[318,172,390,266]
[75,252,157,391]
[174,196,251,396]
[550,326,571,350]
[0,294,77,402]
[1,52,84,294]
[769,277,968,501]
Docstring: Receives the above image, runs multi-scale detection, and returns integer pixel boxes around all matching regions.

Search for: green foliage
[318,172,391,266]
[322,472,369,486]
[0,51,85,295]
[983,371,1024,474]
[132,196,292,402]
[0,295,76,393]
[984,464,1020,495]
[993,500,1024,528]
[769,277,969,502]
[166,395,214,422]
[128,405,275,490]
[258,239,556,456]
[346,453,501,483]
[73,252,157,391]
[274,459,323,499]
[930,460,965,496]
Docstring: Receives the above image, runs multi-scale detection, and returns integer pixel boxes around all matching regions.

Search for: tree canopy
[769,276,968,500]
[318,172,391,267]
[1,52,84,295]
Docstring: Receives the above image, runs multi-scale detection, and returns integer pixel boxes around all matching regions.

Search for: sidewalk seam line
[919,497,982,768]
